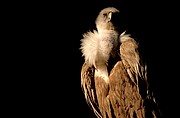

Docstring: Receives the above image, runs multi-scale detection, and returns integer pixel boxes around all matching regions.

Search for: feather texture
[80,7,161,118]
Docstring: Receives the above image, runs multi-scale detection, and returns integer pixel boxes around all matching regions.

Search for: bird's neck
[94,30,119,83]
[98,29,118,34]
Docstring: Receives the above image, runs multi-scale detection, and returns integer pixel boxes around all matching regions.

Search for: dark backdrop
[10,0,179,117]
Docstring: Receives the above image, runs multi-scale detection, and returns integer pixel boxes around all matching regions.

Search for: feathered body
[80,7,161,118]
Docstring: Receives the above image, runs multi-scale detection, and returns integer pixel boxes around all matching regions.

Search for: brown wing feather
[109,33,161,118]
[81,62,102,118]
[109,61,145,118]
[120,35,147,86]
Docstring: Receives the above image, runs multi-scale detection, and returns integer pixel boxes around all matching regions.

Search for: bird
[80,7,161,118]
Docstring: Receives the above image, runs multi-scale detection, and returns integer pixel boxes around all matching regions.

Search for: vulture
[80,7,161,118]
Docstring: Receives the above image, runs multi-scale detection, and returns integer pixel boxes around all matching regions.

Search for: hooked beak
[107,12,112,22]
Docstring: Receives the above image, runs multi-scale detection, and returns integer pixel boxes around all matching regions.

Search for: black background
[5,0,179,117]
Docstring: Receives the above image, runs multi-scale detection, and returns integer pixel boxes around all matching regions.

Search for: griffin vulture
[80,7,161,118]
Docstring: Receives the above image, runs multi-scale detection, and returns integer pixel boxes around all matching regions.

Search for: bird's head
[95,7,120,32]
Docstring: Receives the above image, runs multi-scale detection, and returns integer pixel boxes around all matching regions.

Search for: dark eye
[103,13,107,17]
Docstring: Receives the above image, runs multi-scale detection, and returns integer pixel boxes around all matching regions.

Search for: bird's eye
[103,13,107,17]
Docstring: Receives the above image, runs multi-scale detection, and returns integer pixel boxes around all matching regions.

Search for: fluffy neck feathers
[80,30,118,67]
[80,29,119,83]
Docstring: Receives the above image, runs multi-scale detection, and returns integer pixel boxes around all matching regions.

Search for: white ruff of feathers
[80,29,119,83]
[80,30,99,67]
